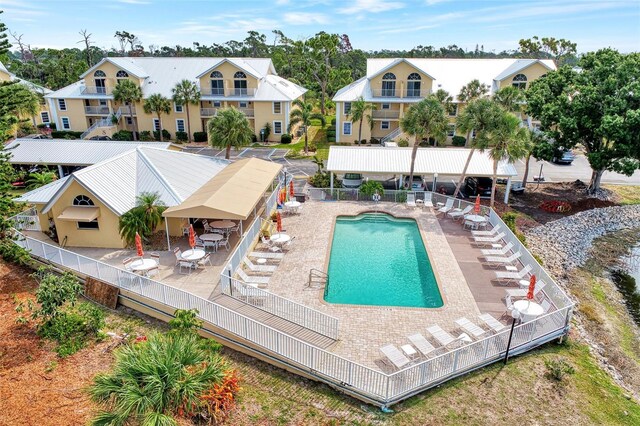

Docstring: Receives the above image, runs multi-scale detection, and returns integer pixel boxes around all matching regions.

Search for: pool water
[325,213,443,308]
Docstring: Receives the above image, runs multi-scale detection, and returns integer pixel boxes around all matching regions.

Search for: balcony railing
[117,106,136,115]
[371,88,397,98]
[84,106,111,115]
[81,85,110,95]
[200,108,218,117]
[372,110,400,119]
[405,88,422,98]
[201,87,257,97]
[239,108,254,117]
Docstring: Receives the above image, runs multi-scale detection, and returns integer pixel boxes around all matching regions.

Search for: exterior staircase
[81,109,121,139]
[381,128,402,145]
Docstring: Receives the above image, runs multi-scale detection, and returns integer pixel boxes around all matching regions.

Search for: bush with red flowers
[539,200,572,213]
[199,369,241,423]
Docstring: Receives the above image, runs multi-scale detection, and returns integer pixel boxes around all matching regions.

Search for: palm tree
[494,86,526,115]
[487,111,529,207]
[172,79,201,143]
[143,94,171,142]
[400,96,448,188]
[289,98,325,154]
[311,155,324,173]
[112,80,142,140]
[207,107,254,159]
[136,192,166,233]
[457,79,489,147]
[452,98,503,198]
[88,331,226,426]
[347,97,375,143]
[118,208,148,245]
[26,170,57,190]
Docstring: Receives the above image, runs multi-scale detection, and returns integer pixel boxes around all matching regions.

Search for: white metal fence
[12,207,40,231]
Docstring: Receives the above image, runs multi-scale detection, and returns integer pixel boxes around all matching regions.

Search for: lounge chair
[483,251,522,268]
[243,257,277,273]
[474,232,505,244]
[436,198,455,215]
[480,241,514,256]
[541,299,553,313]
[261,236,282,253]
[455,317,487,339]
[447,205,472,220]
[249,251,284,260]
[408,333,437,358]
[236,268,269,286]
[380,344,411,369]
[494,264,532,285]
[427,325,457,347]
[231,280,266,303]
[406,193,417,208]
[478,313,507,333]
[472,224,501,237]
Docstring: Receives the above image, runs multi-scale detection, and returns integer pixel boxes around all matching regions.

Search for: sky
[1,0,639,54]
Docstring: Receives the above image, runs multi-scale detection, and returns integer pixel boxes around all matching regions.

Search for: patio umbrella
[135,232,144,257]
[188,224,196,250]
[289,180,295,199]
[276,212,282,233]
[527,274,536,300]
[474,195,481,214]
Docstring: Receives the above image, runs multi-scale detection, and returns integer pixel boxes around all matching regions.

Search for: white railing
[381,127,402,144]
[117,106,136,116]
[81,85,110,95]
[239,108,255,118]
[201,87,257,97]
[200,108,218,117]
[85,106,111,115]
[372,110,400,119]
[12,207,40,231]
[371,88,398,98]
[307,188,432,204]
[81,116,116,139]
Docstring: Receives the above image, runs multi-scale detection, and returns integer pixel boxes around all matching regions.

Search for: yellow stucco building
[0,61,52,129]
[332,58,556,144]
[43,57,306,141]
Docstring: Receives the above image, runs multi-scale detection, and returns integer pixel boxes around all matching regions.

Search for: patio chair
[217,236,230,251]
[408,333,437,358]
[482,251,522,268]
[480,241,514,257]
[494,264,532,285]
[473,232,506,245]
[436,198,454,215]
[249,251,284,260]
[198,253,212,267]
[478,313,507,333]
[406,193,417,208]
[282,236,296,250]
[145,253,161,277]
[472,224,501,237]
[203,239,217,252]
[229,223,241,236]
[243,257,276,273]
[236,268,270,286]
[447,205,472,220]
[202,220,213,233]
[455,317,487,339]
[173,247,182,266]
[261,236,282,253]
[533,281,547,299]
[427,325,457,347]
[122,257,133,272]
[178,259,196,274]
[380,344,411,369]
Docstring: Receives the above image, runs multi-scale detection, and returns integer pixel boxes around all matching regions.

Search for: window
[448,104,457,117]
[381,103,390,110]
[471,129,477,139]
[61,117,70,130]
[174,103,183,113]
[93,70,106,94]
[94,70,106,77]
[239,101,248,108]
[512,73,527,90]
[126,117,133,125]
[407,73,421,97]
[344,102,351,114]
[176,119,185,133]
[210,70,224,95]
[58,99,67,111]
[343,121,352,135]
[273,121,282,134]
[213,101,221,108]
[40,111,50,123]
[234,71,247,95]
[153,118,160,131]
[447,124,456,137]
[116,70,129,78]
[73,195,95,206]
[78,221,99,230]
[381,72,396,97]
[273,102,282,114]
[99,99,107,106]
[381,121,390,130]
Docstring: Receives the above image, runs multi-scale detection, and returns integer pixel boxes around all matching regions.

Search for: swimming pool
[325,213,443,308]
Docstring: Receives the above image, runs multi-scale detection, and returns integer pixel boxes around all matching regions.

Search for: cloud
[275,0,290,4]
[117,0,151,4]
[338,0,404,15]
[283,12,328,25]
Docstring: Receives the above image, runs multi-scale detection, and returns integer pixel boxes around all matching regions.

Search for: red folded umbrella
[474,195,481,214]
[188,224,196,249]
[527,275,536,300]
[135,232,144,257]
[276,212,282,233]
[289,180,295,198]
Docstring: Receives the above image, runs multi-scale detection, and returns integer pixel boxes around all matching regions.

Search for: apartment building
[44,57,307,141]
[333,58,555,144]
[0,61,52,127]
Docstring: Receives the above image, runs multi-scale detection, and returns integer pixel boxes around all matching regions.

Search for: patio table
[199,233,223,242]
[270,233,291,245]
[284,200,301,214]
[209,220,235,229]
[513,299,544,322]
[181,249,206,262]
[130,258,158,273]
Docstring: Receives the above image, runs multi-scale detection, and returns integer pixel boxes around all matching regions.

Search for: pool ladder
[307,268,328,289]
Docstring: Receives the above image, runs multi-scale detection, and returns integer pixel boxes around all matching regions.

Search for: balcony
[200,108,218,117]
[405,88,422,98]
[117,106,136,115]
[84,106,111,115]
[239,108,254,118]
[81,85,110,95]
[372,110,400,120]
[201,87,257,97]
[371,88,397,98]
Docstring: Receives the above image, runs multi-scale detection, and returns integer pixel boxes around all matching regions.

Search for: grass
[604,185,640,205]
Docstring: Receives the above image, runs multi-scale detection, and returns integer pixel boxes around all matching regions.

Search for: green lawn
[604,185,640,205]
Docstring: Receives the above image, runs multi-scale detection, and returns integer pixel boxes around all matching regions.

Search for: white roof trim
[368,58,436,81]
[494,59,554,81]
[79,58,147,79]
[195,58,261,80]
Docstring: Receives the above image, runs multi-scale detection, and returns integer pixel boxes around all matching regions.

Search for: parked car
[464,177,493,198]
[552,149,575,164]
[404,176,425,190]
[342,173,363,188]
[24,134,49,139]
[89,135,112,141]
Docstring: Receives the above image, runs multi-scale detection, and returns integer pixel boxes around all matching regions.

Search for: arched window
[94,70,106,77]
[407,73,421,97]
[209,70,224,95]
[73,195,95,206]
[512,73,527,90]
[93,70,106,94]
[381,72,396,97]
[116,70,129,78]
[233,71,248,95]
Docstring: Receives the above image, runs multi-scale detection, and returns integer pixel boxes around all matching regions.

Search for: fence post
[452,349,460,372]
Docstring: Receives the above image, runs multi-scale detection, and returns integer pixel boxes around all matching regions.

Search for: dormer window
[93,70,106,94]
[234,71,248,96]
[116,70,129,79]
[73,195,95,206]
[381,72,396,97]
[210,71,223,95]
[512,73,527,90]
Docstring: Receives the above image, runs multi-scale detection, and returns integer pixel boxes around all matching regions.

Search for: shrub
[194,131,208,142]
[175,131,188,142]
[139,130,153,141]
[252,133,258,143]
[263,122,271,141]
[544,357,575,382]
[330,117,337,125]
[452,135,466,146]
[326,130,336,137]
[17,122,37,138]
[539,200,572,213]
[327,136,336,143]
[33,269,82,320]
[397,138,409,147]
[308,143,317,152]
[308,172,341,188]
[111,130,133,141]
[396,189,407,203]
[360,180,384,198]
[200,369,241,424]
[153,129,171,141]
[37,123,56,130]
[370,138,380,144]
[51,131,83,139]
[360,139,367,145]
[39,302,105,357]
[280,133,292,144]
[169,309,202,333]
